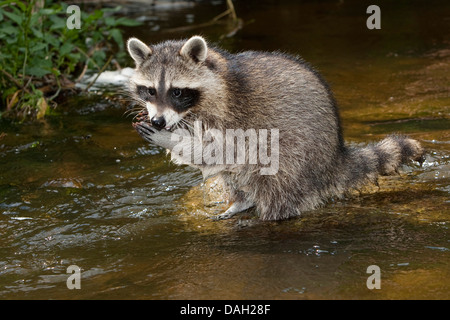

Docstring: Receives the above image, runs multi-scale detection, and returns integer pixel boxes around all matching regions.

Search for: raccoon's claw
[133,121,178,150]
[210,212,237,221]
[211,199,255,221]
[133,121,155,143]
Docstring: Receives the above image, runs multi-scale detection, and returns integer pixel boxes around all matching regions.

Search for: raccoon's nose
[151,116,166,130]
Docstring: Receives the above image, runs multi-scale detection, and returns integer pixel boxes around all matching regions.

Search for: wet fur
[128,36,425,221]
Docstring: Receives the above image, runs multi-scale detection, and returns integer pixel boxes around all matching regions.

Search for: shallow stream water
[0,0,449,299]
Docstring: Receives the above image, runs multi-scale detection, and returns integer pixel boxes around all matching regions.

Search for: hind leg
[211,188,254,220]
[211,198,254,220]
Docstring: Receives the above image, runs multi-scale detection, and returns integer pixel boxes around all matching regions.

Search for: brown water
[0,0,449,299]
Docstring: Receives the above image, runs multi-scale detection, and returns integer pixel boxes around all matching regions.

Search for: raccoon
[127,35,424,221]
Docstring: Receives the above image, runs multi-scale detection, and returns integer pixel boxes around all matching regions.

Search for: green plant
[0,0,141,119]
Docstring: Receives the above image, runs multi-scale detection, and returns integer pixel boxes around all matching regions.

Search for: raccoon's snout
[151,116,166,130]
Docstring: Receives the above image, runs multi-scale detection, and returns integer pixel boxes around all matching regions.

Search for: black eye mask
[168,88,201,113]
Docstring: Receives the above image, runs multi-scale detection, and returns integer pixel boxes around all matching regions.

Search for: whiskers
[179,118,194,131]
[124,106,146,121]
[120,89,147,121]
[172,110,197,133]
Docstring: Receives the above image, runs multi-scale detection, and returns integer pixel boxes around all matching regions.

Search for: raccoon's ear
[127,38,152,66]
[180,36,208,63]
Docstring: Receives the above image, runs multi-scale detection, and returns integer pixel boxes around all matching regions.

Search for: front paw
[133,121,156,143]
[133,121,174,149]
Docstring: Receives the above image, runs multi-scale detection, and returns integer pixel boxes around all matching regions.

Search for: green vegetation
[0,0,140,120]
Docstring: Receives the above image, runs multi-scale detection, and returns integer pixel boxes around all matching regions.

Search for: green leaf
[49,15,66,30]
[43,33,60,47]
[36,97,48,119]
[29,42,47,53]
[3,10,23,25]
[39,8,58,16]
[92,49,106,61]
[91,50,106,69]
[68,52,81,62]
[31,27,43,39]
[104,16,116,27]
[13,0,26,12]
[109,28,123,48]
[29,12,42,28]
[84,9,103,24]
[59,42,75,58]
[51,68,61,76]
[1,24,18,35]
[60,42,74,56]
[2,87,18,100]
[6,37,18,45]
[29,55,53,69]
[26,66,51,77]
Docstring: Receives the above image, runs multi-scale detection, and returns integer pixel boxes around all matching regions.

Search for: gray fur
[128,36,425,221]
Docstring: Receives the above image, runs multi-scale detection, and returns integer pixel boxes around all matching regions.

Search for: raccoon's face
[127,36,213,131]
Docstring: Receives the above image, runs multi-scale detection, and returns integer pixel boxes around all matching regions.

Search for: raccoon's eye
[172,88,182,98]
[137,85,146,95]
[137,85,156,99]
